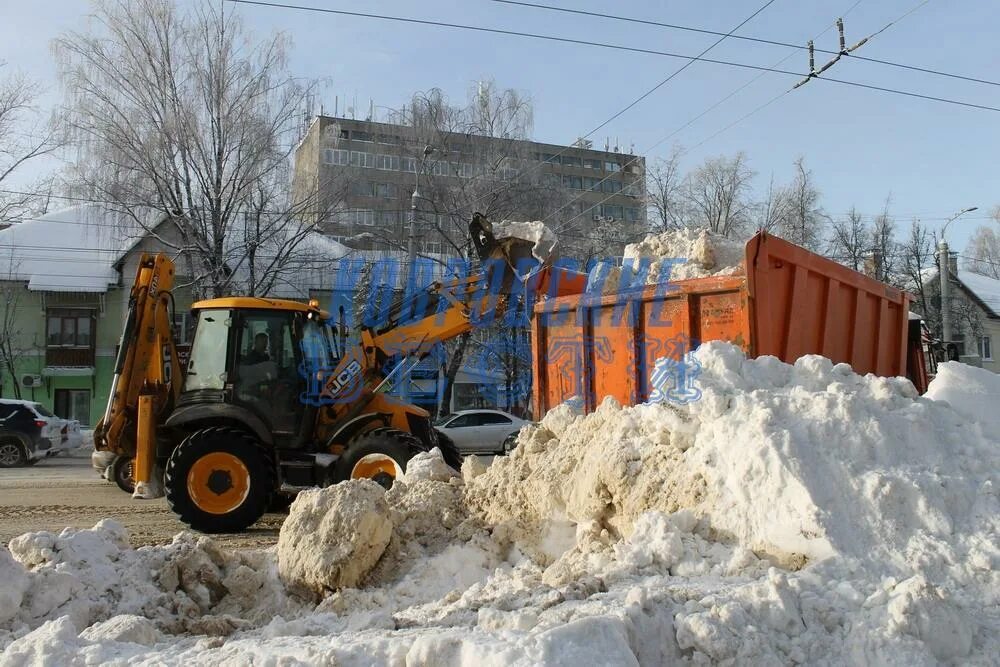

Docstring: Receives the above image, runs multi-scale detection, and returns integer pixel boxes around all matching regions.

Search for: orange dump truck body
[532,231,924,417]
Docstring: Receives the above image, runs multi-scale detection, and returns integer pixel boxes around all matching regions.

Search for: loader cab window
[234,311,301,433]
[184,309,231,391]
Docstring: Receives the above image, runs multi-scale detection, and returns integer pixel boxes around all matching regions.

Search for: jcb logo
[162,345,172,384]
[326,360,362,399]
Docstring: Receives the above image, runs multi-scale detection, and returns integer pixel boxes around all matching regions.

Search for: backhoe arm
[93,253,183,496]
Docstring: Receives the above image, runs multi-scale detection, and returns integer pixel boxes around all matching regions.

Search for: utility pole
[938,207,978,346]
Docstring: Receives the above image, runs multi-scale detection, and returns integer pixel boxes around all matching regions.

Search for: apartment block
[292,115,645,256]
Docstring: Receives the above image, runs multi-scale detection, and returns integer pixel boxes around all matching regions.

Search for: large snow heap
[2,343,998,665]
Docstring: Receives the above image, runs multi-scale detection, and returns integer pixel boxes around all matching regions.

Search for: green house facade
[0,205,194,426]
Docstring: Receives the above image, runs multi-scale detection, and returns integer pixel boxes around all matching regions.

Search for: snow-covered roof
[0,204,160,292]
[918,265,1000,318]
[956,270,1000,317]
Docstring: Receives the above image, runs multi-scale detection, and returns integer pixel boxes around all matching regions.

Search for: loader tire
[165,427,274,533]
[334,427,422,489]
[434,431,463,470]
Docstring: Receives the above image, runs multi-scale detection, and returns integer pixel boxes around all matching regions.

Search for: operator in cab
[244,333,271,365]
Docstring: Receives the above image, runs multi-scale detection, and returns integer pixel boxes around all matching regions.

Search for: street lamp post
[938,206,978,345]
[401,145,435,405]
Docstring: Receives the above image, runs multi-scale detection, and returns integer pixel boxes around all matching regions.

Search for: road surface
[0,450,284,549]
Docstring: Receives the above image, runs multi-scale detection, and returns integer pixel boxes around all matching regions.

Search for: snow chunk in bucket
[277,480,393,596]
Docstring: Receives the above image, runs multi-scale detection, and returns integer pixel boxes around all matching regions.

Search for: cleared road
[0,450,283,549]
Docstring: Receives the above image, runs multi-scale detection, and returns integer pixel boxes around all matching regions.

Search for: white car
[434,409,530,455]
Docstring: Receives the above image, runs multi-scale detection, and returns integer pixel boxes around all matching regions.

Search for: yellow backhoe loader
[93,214,586,532]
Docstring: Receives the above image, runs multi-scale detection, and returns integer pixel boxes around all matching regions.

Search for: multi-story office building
[292,115,645,256]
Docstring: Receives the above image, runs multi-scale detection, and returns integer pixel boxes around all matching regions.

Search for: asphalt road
[0,450,284,549]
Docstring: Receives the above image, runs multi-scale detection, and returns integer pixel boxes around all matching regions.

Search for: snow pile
[625,226,745,281]
[3,351,999,665]
[491,219,558,264]
[0,519,303,644]
[277,480,393,596]
[926,359,1000,435]
[587,226,746,294]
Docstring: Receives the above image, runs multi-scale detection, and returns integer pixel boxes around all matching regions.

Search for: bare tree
[870,196,898,284]
[0,281,24,399]
[828,207,869,271]
[55,0,336,297]
[754,174,792,233]
[0,64,59,223]
[646,147,687,232]
[963,225,1000,280]
[683,152,754,237]
[899,219,936,330]
[778,157,826,251]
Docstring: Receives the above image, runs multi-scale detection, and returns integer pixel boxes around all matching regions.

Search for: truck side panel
[745,232,910,380]
[533,232,917,419]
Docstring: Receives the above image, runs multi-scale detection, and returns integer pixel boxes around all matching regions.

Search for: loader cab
[179,298,334,444]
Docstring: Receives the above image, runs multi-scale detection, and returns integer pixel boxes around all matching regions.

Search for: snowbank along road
[0,344,998,665]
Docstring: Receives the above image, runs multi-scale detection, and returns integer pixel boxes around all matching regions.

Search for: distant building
[915,255,1000,373]
[291,115,646,255]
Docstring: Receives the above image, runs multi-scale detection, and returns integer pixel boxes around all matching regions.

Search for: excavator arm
[318,213,587,405]
[93,253,183,496]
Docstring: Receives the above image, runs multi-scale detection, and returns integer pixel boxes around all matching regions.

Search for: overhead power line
[488,0,998,88]
[225,0,1000,114]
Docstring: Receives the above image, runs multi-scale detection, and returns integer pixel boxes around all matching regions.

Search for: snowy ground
[0,450,284,550]
[1,345,998,665]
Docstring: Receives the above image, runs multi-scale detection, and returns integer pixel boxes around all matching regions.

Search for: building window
[562,175,583,190]
[323,149,349,165]
[401,157,417,173]
[47,309,93,348]
[375,182,397,199]
[601,205,623,220]
[424,241,442,254]
[541,153,560,164]
[602,179,622,194]
[54,389,92,426]
[583,176,602,191]
[376,154,399,171]
[353,209,376,226]
[585,158,603,170]
[352,130,373,142]
[979,335,993,360]
[350,151,375,168]
[605,161,621,172]
[561,156,582,168]
[625,207,641,222]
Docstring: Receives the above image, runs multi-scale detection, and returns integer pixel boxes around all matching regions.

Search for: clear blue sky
[2,0,997,251]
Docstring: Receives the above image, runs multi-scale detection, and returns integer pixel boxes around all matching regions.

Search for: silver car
[434,409,529,455]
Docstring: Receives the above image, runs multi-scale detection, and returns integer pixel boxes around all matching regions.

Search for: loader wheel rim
[186,452,251,515]
[350,454,403,484]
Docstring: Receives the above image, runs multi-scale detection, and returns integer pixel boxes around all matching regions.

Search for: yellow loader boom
[93,253,183,496]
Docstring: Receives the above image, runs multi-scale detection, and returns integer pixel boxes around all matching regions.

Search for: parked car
[0,399,60,467]
[434,409,530,455]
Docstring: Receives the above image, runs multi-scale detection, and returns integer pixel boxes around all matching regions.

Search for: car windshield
[434,413,456,425]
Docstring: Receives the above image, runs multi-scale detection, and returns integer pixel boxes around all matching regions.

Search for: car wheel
[502,432,519,454]
[0,439,27,468]
[112,456,136,494]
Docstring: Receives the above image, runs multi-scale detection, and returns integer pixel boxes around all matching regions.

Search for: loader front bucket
[470,213,553,288]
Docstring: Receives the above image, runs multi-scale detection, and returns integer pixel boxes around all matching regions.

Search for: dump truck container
[532,231,924,417]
